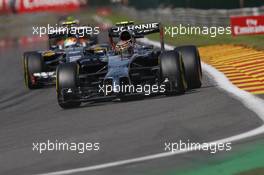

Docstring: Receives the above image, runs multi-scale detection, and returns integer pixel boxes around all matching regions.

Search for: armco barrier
[117,6,264,27]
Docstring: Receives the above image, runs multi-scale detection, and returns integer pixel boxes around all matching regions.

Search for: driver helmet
[61,16,80,27]
[115,35,134,57]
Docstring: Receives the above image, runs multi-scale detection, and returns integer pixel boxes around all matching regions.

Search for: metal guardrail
[118,6,264,26]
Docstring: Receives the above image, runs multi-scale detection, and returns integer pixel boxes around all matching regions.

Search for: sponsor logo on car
[113,23,159,33]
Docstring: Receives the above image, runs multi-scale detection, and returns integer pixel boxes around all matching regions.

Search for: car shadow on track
[64,88,205,110]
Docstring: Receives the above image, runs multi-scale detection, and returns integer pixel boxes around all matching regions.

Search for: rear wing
[108,22,164,51]
[109,22,161,38]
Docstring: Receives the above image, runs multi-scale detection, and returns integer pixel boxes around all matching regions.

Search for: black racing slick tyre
[175,45,202,89]
[160,50,187,94]
[23,52,44,89]
[56,63,81,109]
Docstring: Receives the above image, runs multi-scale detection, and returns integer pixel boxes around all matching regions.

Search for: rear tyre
[56,63,81,109]
[160,50,187,95]
[23,52,44,89]
[175,45,202,89]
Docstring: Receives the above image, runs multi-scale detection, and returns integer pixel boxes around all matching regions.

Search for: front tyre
[175,45,202,89]
[160,50,187,95]
[56,63,81,109]
[23,52,44,89]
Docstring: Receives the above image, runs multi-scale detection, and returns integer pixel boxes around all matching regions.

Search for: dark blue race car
[23,26,98,89]
[56,21,202,109]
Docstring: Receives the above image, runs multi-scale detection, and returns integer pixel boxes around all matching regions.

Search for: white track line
[37,37,264,175]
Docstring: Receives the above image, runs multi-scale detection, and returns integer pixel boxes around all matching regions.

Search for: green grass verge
[164,142,264,175]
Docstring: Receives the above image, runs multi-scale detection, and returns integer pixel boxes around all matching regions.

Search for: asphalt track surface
[0,32,264,175]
